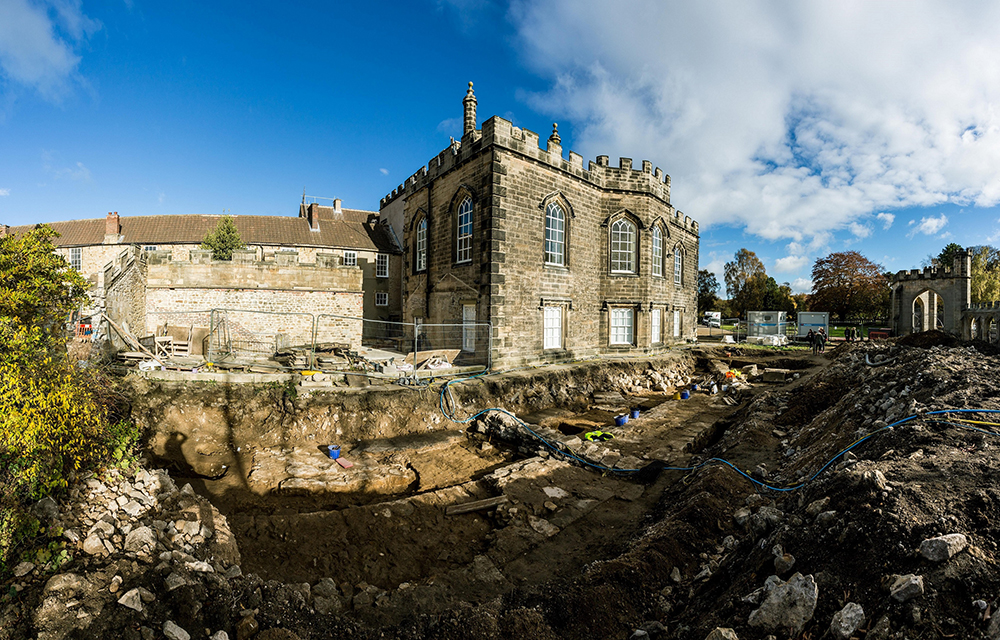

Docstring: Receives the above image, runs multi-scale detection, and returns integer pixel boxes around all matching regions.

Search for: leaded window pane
[457,198,473,263]
[610,219,636,273]
[545,203,565,265]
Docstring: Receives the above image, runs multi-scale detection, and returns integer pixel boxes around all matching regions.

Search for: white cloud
[0,0,100,101]
[774,255,807,273]
[0,188,9,196]
[510,1,1000,246]
[876,212,895,229]
[907,213,949,237]
[157,192,165,204]
[791,277,813,293]
[379,168,389,175]
[848,222,871,239]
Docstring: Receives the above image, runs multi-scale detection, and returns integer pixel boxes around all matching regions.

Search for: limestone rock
[919,533,967,562]
[163,620,191,640]
[748,573,818,634]
[125,525,157,554]
[528,515,560,537]
[890,574,923,602]
[312,577,339,599]
[118,588,143,612]
[83,533,105,555]
[830,602,865,640]
[314,595,342,615]
[805,497,830,517]
[210,633,230,640]
[705,629,740,640]
[13,561,34,577]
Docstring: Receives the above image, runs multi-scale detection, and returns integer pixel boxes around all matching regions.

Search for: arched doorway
[912,298,925,333]
[990,318,998,344]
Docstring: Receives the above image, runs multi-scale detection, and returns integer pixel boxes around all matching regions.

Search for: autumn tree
[698,269,720,312]
[0,226,136,576]
[969,245,1000,303]
[200,215,246,261]
[724,249,767,318]
[809,251,889,321]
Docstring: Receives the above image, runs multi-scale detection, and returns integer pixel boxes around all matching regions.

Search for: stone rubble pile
[638,339,1000,639]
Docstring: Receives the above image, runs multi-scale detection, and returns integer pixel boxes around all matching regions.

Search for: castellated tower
[379,83,700,368]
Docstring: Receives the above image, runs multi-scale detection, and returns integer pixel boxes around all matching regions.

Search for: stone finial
[549,123,561,145]
[463,81,477,137]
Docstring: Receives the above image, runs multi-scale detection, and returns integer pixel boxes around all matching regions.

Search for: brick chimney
[305,203,321,231]
[463,81,477,138]
[103,211,121,244]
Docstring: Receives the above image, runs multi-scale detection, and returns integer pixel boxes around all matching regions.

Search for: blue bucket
[326,445,341,460]
[614,415,629,427]
[630,409,641,419]
[691,384,699,391]
[680,390,690,400]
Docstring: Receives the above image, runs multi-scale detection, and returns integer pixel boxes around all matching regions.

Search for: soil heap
[5,335,1000,639]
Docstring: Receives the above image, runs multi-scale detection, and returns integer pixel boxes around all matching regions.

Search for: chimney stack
[104,211,121,244]
[334,198,342,215]
[463,82,477,138]
[306,203,321,231]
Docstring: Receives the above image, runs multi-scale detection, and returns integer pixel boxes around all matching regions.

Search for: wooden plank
[103,315,167,367]
[445,495,509,516]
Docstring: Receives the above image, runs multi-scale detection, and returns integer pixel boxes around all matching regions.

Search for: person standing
[808,329,817,355]
[818,328,827,353]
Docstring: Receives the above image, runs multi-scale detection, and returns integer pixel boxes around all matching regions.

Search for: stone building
[380,83,700,368]
[103,245,364,355]
[4,200,402,325]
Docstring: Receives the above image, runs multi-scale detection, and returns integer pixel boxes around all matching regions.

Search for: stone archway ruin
[891,250,972,338]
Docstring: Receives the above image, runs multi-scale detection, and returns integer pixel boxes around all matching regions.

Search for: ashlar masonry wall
[105,249,364,350]
[383,112,699,369]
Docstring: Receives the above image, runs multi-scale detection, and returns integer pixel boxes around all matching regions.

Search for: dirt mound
[897,329,960,348]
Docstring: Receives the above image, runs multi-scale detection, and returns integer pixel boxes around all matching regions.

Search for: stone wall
[385,113,699,368]
[104,247,147,348]
[142,252,364,347]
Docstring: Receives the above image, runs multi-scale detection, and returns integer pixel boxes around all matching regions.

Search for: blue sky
[3,0,1000,293]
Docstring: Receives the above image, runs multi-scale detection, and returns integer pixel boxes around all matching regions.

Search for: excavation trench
[127,353,788,620]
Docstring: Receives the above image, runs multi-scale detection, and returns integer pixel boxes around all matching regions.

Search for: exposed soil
[12,336,1000,640]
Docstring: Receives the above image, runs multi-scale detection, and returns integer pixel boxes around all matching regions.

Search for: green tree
[970,245,1000,303]
[0,227,133,576]
[0,225,88,359]
[936,242,966,270]
[698,269,720,312]
[809,251,889,321]
[762,278,796,313]
[724,249,767,318]
[200,215,246,260]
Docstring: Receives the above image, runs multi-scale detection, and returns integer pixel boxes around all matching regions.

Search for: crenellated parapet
[966,301,1000,312]
[379,114,698,235]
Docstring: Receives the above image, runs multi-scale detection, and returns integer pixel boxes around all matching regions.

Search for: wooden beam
[445,495,509,516]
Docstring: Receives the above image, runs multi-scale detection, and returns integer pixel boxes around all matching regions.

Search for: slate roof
[7,209,401,253]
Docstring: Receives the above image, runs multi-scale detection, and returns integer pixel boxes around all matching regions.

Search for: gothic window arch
[610,218,638,274]
[545,202,567,266]
[651,225,664,277]
[456,197,473,263]
[673,244,684,285]
[414,215,427,273]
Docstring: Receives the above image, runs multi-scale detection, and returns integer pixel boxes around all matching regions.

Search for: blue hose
[439,371,1000,492]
